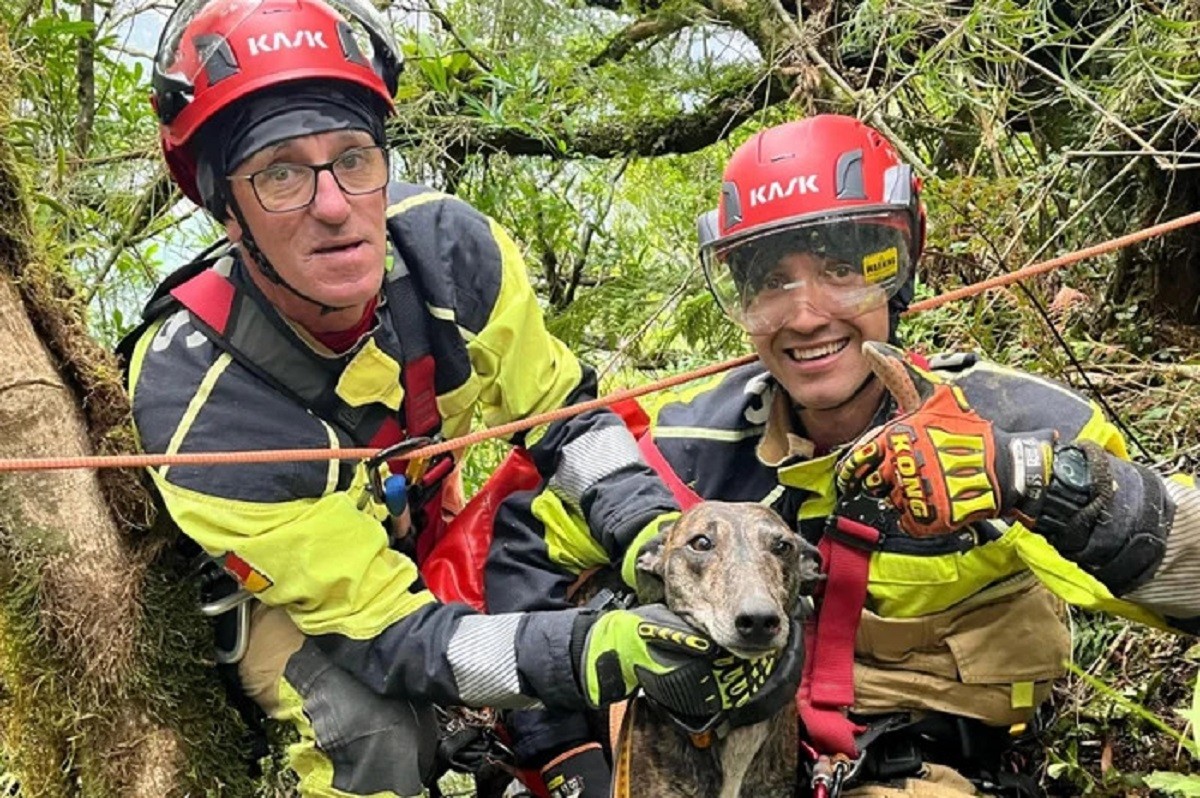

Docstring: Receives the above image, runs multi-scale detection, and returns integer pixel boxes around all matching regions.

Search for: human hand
[835,342,1054,537]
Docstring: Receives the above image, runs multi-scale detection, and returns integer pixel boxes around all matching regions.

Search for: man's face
[749,251,891,410]
[226,129,388,312]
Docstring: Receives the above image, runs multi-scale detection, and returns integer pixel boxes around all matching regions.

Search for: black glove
[1036,442,1170,595]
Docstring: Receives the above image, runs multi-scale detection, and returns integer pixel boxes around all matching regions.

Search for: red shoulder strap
[608,398,702,511]
[170,268,236,334]
[636,433,702,510]
[797,517,880,756]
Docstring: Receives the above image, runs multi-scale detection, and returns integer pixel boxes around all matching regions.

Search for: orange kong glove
[836,343,1053,538]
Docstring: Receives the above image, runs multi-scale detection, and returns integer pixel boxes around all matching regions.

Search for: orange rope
[906,209,1200,314]
[0,353,758,472]
[4,208,1199,473]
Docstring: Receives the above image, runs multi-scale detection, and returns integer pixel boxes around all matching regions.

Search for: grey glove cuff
[567,609,599,694]
[1085,455,1171,595]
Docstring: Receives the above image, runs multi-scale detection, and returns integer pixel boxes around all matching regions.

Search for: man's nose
[309,169,352,222]
[780,287,833,333]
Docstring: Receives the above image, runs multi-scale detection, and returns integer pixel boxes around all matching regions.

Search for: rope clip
[364,436,437,513]
[811,752,865,798]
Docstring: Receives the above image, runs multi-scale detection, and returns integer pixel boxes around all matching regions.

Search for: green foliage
[1147,772,1200,797]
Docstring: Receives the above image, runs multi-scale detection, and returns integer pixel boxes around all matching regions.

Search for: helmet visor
[700,210,914,335]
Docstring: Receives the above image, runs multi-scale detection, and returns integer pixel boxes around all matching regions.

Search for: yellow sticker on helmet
[862,247,899,285]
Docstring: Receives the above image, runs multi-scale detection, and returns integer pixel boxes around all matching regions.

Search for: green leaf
[1193,667,1200,756]
[28,16,96,37]
[1145,772,1200,796]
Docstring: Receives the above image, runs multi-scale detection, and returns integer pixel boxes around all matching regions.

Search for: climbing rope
[2,208,1199,473]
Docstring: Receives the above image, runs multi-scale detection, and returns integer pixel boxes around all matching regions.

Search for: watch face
[1055,448,1090,490]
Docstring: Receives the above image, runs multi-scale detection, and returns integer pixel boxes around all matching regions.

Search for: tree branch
[407,0,493,72]
[392,72,791,160]
[73,0,96,159]
[14,0,42,31]
[566,159,629,306]
[84,174,178,305]
[589,12,692,67]
[763,0,933,177]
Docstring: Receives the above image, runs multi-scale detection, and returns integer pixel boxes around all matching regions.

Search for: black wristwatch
[1035,445,1095,540]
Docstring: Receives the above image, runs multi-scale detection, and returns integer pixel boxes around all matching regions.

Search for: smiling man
[641,117,1185,795]
[121,1,803,796]
[489,115,1164,797]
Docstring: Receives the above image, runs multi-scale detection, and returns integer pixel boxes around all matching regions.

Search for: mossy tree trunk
[0,30,259,798]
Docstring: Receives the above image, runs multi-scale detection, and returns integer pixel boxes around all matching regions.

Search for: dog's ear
[633,529,669,604]
[797,541,823,596]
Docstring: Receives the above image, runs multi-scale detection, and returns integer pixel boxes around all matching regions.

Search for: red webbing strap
[797,516,880,756]
[170,268,235,334]
[637,433,702,511]
[401,354,440,439]
[607,396,702,511]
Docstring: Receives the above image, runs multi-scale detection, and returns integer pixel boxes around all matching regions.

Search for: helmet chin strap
[792,368,879,414]
[228,199,354,316]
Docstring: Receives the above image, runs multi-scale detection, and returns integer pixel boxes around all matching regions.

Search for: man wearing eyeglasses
[121,0,803,796]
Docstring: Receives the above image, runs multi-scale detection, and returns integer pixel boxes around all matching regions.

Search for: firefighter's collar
[757,380,899,469]
[756,385,815,467]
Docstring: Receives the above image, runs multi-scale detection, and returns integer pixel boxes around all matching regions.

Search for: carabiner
[810,753,865,798]
[364,436,436,509]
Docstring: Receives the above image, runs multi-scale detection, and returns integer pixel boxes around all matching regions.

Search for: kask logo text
[247,30,328,57]
[748,175,819,207]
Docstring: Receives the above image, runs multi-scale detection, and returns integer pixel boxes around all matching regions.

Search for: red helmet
[699,115,926,335]
[152,0,402,205]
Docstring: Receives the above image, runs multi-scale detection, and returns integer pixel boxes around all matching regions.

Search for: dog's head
[635,501,820,658]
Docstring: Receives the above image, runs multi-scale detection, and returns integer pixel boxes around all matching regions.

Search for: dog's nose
[734,609,782,646]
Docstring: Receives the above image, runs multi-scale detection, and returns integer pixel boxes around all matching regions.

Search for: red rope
[4,208,1199,473]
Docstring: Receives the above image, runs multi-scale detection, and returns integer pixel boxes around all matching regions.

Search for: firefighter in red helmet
[700,114,924,347]
[123,1,802,795]
[491,115,1191,796]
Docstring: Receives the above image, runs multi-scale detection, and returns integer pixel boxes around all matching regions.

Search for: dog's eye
[687,535,714,552]
[771,538,796,557]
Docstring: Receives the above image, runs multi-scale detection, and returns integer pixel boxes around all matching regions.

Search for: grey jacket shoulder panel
[651,362,782,504]
[386,183,503,336]
[132,308,340,503]
[946,358,1098,439]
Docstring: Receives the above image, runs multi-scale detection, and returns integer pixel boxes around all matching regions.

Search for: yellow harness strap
[612,698,637,798]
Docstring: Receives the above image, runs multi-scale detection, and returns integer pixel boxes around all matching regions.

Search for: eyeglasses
[700,212,914,334]
[228,145,389,213]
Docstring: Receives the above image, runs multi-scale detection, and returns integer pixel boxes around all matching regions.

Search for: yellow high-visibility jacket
[127,182,678,709]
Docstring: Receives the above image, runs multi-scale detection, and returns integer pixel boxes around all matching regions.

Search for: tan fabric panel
[853,573,1070,725]
[843,764,980,797]
[238,601,305,717]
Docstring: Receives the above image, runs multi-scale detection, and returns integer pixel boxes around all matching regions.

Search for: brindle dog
[625,501,820,798]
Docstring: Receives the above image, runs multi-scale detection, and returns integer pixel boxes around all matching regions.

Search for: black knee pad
[508,707,596,766]
[286,640,438,796]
